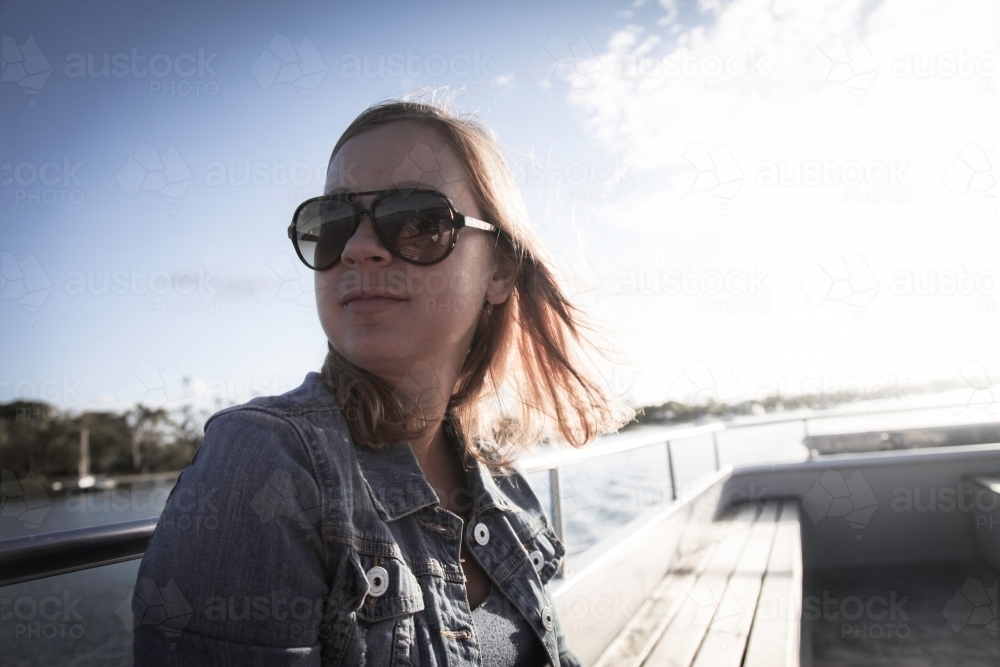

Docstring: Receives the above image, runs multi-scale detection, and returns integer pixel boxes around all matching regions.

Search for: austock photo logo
[390,359,460,422]
[802,469,879,541]
[63,263,222,315]
[610,264,771,314]
[252,35,327,99]
[1,35,52,105]
[943,143,998,214]
[551,445,687,527]
[889,264,997,315]
[1,156,85,205]
[614,46,771,97]
[549,251,603,309]
[801,251,879,324]
[666,143,744,214]
[115,359,192,411]
[251,468,323,528]
[684,575,748,651]
[392,142,467,191]
[668,360,745,406]
[754,156,912,206]
[678,503,779,651]
[338,47,495,93]
[1,469,53,530]
[755,373,910,412]
[251,252,316,322]
[118,578,193,649]
[890,48,999,95]
[204,157,328,194]
[803,589,912,639]
[889,480,1000,518]
[943,577,997,638]
[526,35,602,91]
[514,153,637,206]
[3,590,86,640]
[944,360,1000,420]
[1,374,83,411]
[801,34,879,105]
[63,47,220,97]
[1,252,52,324]
[188,374,295,408]
[560,469,605,528]
[116,143,193,210]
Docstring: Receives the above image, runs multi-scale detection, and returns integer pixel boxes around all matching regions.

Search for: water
[1,560,139,667]
[2,394,994,665]
[1,482,167,667]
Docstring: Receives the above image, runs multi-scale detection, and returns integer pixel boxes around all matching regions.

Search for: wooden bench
[593,499,802,667]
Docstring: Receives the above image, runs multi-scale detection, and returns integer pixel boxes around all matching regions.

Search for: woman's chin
[336,336,413,373]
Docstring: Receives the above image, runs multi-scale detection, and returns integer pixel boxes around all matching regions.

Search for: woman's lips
[343,296,407,314]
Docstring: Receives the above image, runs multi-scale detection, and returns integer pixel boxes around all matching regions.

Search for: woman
[133,98,632,666]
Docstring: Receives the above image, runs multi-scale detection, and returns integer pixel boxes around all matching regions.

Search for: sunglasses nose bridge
[340,208,393,266]
[352,197,381,230]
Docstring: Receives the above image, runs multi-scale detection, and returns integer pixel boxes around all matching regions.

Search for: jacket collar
[353,440,439,522]
[465,458,523,515]
[446,414,521,515]
[352,412,519,522]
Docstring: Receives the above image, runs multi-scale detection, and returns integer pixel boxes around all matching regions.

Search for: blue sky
[1,0,998,420]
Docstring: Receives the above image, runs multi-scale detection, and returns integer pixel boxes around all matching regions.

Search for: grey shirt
[472,585,549,666]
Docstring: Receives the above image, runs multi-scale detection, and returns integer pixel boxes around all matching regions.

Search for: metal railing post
[712,431,721,471]
[666,440,677,500]
[549,467,567,576]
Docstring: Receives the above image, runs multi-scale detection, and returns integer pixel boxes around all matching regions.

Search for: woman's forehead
[326,121,469,194]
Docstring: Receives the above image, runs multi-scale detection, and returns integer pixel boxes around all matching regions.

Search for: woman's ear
[485,254,517,306]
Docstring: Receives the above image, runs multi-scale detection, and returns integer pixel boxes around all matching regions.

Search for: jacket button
[541,606,554,631]
[474,522,490,546]
[366,566,389,597]
[529,550,544,572]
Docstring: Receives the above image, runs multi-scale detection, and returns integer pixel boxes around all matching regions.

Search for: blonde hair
[320,95,634,468]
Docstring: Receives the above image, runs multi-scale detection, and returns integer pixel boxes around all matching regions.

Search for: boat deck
[589,491,1000,666]
[593,498,802,667]
[807,559,1000,667]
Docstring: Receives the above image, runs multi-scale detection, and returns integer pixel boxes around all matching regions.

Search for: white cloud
[559,0,1000,405]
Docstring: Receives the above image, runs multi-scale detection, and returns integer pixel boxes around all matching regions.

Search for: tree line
[2,384,924,481]
[0,401,203,480]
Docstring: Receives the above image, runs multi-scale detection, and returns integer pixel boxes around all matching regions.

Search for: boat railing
[1,399,995,588]
[0,517,158,588]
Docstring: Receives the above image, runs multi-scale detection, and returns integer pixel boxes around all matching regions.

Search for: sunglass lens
[374,193,456,264]
[294,199,356,268]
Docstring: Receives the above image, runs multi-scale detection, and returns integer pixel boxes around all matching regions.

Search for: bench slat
[743,499,803,667]
[642,502,762,666]
[592,530,721,667]
[690,500,781,667]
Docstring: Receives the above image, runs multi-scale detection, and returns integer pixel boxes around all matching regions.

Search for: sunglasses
[288,189,498,270]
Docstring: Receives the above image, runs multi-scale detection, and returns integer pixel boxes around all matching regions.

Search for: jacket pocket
[356,555,425,621]
[354,555,424,667]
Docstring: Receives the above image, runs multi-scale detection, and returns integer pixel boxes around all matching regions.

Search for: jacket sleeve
[131,408,337,666]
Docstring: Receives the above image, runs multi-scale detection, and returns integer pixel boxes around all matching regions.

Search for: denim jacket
[132,371,582,666]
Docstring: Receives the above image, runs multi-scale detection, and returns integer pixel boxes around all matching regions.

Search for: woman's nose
[340,214,393,266]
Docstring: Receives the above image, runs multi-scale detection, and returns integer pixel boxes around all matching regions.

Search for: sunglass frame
[288,189,498,270]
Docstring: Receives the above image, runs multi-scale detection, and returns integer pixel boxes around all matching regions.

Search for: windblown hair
[320,94,635,469]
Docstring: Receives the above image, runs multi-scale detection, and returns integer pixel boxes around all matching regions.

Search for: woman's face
[316,121,512,391]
